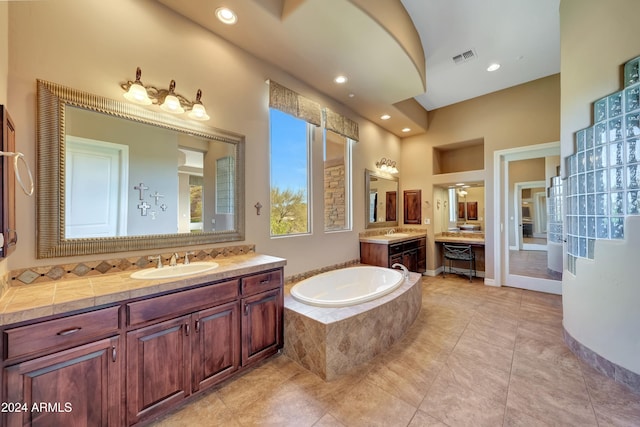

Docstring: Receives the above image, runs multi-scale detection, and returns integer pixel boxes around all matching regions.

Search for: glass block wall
[547,176,563,245]
[566,56,640,273]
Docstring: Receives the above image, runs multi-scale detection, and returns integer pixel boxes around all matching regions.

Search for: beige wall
[401,74,560,278]
[561,0,640,374]
[6,0,400,276]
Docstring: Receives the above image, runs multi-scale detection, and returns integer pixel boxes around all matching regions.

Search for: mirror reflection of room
[508,155,562,281]
[64,105,235,239]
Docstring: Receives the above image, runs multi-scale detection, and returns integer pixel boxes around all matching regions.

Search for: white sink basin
[130,262,219,280]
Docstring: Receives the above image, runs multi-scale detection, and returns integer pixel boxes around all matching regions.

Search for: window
[189,175,203,232]
[269,108,311,236]
[216,156,234,214]
[324,129,352,231]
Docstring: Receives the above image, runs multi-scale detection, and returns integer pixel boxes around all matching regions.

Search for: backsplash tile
[10,244,256,285]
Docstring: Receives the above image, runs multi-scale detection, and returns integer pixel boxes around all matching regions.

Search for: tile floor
[152,275,640,426]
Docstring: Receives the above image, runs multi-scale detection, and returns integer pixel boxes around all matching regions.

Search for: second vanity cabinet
[360,235,426,273]
[1,263,284,427]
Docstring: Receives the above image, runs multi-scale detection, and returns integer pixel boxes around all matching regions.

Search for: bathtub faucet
[392,263,409,280]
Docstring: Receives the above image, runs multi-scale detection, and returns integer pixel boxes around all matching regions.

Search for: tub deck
[283,271,422,381]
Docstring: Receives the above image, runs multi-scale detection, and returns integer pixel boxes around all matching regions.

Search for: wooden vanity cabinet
[240,270,284,367]
[125,269,282,426]
[1,265,284,427]
[361,237,426,273]
[2,306,123,427]
[125,279,240,425]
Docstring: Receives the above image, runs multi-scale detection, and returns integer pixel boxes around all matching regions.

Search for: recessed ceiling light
[334,75,348,84]
[487,63,501,72]
[380,114,391,120]
[402,127,411,133]
[215,7,237,25]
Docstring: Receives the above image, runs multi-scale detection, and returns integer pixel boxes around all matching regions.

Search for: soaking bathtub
[289,265,404,307]
[284,265,422,380]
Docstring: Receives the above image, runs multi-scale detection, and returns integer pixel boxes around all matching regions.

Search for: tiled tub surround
[284,270,422,381]
[0,252,285,326]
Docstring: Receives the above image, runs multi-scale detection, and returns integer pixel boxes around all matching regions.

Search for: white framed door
[493,142,562,294]
[65,136,129,238]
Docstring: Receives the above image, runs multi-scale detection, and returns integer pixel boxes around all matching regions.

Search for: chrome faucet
[392,263,409,280]
[148,255,162,269]
[170,253,179,267]
[184,251,194,265]
[386,228,396,236]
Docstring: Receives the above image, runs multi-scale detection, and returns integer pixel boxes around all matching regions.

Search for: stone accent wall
[324,160,346,230]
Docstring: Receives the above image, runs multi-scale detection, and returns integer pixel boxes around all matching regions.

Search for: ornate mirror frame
[364,169,399,229]
[36,79,245,258]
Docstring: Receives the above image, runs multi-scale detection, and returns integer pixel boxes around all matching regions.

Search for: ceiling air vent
[452,49,477,64]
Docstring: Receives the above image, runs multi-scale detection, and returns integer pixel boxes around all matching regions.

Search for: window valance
[268,80,359,141]
[268,80,321,127]
[324,107,359,142]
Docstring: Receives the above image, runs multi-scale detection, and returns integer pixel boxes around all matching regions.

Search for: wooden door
[3,336,121,427]
[403,189,422,224]
[191,301,240,392]
[385,191,397,221]
[241,288,282,366]
[126,315,191,425]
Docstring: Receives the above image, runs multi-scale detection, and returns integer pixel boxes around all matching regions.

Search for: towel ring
[0,151,34,196]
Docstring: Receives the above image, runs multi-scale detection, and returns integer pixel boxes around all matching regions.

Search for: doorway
[493,142,562,294]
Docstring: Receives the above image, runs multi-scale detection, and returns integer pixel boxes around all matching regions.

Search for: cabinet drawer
[241,270,282,296]
[403,239,421,250]
[389,243,403,255]
[4,305,120,360]
[127,279,238,327]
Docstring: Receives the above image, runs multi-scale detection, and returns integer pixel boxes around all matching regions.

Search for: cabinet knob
[112,346,117,363]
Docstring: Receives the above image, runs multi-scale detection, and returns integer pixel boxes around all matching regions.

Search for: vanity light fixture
[121,67,210,120]
[122,67,152,105]
[376,157,399,174]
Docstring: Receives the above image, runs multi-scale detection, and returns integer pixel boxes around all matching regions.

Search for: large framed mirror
[364,169,398,229]
[37,79,245,258]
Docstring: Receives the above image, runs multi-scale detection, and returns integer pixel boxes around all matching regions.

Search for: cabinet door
[403,249,418,272]
[241,288,282,366]
[126,315,191,425]
[191,301,240,392]
[3,336,121,427]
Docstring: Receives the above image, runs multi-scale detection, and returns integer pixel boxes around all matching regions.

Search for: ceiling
[155,0,560,138]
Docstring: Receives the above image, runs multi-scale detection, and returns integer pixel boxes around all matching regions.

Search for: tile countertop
[434,233,485,245]
[359,231,427,245]
[0,253,286,326]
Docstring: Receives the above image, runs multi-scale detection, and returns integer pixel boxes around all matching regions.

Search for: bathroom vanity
[0,253,285,427]
[359,232,426,273]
